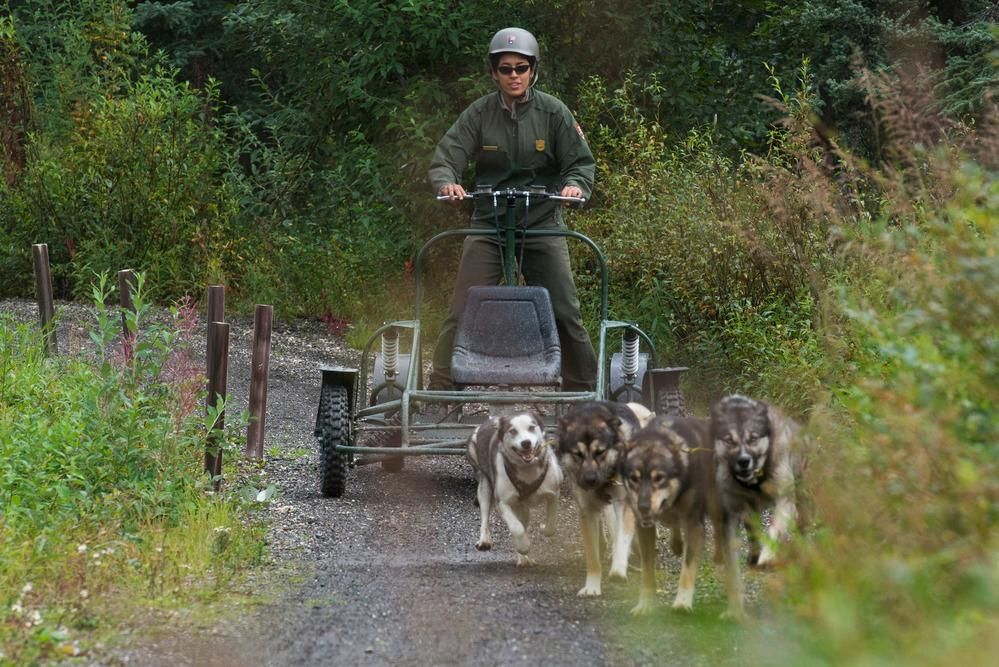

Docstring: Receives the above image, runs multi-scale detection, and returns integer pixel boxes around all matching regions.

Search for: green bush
[0,276,264,664]
[0,69,237,300]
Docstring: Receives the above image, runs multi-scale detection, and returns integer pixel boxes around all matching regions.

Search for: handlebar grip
[435,190,586,204]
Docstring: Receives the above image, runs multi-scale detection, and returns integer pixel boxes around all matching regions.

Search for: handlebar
[436,186,585,205]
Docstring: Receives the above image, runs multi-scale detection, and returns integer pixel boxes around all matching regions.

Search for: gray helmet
[488,27,539,62]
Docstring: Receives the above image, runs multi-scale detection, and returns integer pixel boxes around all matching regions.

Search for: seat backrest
[451,286,561,386]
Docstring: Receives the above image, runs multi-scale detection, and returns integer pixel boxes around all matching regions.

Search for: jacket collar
[498,88,532,116]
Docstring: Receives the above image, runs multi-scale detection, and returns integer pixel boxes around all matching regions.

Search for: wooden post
[246,305,273,460]
[206,285,225,328]
[118,269,137,362]
[205,320,229,488]
[31,243,57,355]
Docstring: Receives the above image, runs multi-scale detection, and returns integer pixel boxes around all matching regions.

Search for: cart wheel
[657,389,688,417]
[318,384,350,497]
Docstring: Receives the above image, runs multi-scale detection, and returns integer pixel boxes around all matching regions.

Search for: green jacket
[429,89,595,228]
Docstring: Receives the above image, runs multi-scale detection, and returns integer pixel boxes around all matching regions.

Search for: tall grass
[0,276,265,665]
[759,72,999,666]
[574,70,831,407]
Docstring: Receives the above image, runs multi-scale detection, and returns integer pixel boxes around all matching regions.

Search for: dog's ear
[607,415,628,441]
[558,414,570,432]
[765,403,799,452]
[649,416,675,436]
[497,415,512,434]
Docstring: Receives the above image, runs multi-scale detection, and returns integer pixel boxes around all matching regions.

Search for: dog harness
[503,444,551,499]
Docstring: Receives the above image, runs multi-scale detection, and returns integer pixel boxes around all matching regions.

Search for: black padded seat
[451,286,562,387]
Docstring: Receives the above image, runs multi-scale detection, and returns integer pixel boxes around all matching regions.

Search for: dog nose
[736,453,753,469]
[520,439,533,450]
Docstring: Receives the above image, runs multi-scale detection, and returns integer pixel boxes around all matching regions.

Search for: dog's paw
[753,550,777,569]
[671,597,694,613]
[475,539,492,551]
[577,583,602,597]
[607,565,628,581]
[719,606,749,624]
[515,554,534,567]
[512,534,531,555]
[630,598,657,616]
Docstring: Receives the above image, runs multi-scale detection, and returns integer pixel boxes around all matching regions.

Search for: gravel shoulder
[2,299,762,667]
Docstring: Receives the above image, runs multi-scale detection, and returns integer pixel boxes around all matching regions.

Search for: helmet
[488,27,539,62]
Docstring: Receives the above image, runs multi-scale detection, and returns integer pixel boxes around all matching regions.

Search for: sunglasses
[496,64,532,76]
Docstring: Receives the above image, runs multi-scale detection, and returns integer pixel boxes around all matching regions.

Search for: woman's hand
[439,183,467,201]
[560,184,583,199]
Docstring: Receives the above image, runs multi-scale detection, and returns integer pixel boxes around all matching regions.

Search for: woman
[428,27,597,392]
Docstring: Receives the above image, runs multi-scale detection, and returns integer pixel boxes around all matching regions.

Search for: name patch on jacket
[535,139,545,152]
[481,145,498,151]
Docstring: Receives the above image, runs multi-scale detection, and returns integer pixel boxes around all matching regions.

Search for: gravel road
[3,299,760,667]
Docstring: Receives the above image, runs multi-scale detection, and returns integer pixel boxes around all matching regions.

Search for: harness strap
[503,447,551,498]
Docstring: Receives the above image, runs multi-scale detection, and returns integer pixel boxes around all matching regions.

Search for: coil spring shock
[381,328,399,381]
[621,328,640,384]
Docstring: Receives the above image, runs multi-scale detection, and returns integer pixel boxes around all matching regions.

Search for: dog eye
[593,448,605,459]
[628,472,641,485]
[651,472,666,485]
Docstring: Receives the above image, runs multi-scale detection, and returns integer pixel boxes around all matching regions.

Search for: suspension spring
[381,328,399,381]
[621,328,640,383]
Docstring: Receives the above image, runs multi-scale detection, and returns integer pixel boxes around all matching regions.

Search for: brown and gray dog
[557,400,652,597]
[467,411,562,566]
[710,394,806,618]
[618,415,728,616]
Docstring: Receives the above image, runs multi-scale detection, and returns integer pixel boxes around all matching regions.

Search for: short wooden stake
[31,243,57,355]
[205,320,229,488]
[207,285,225,326]
[246,305,273,460]
[118,269,137,361]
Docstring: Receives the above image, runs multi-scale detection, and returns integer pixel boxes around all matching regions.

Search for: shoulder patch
[574,122,586,140]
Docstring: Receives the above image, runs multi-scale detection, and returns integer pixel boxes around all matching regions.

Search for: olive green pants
[430,232,598,391]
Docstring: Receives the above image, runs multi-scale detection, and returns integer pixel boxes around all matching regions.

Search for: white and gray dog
[466,411,562,566]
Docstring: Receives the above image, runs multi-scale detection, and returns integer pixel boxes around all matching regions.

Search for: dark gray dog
[711,394,806,619]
